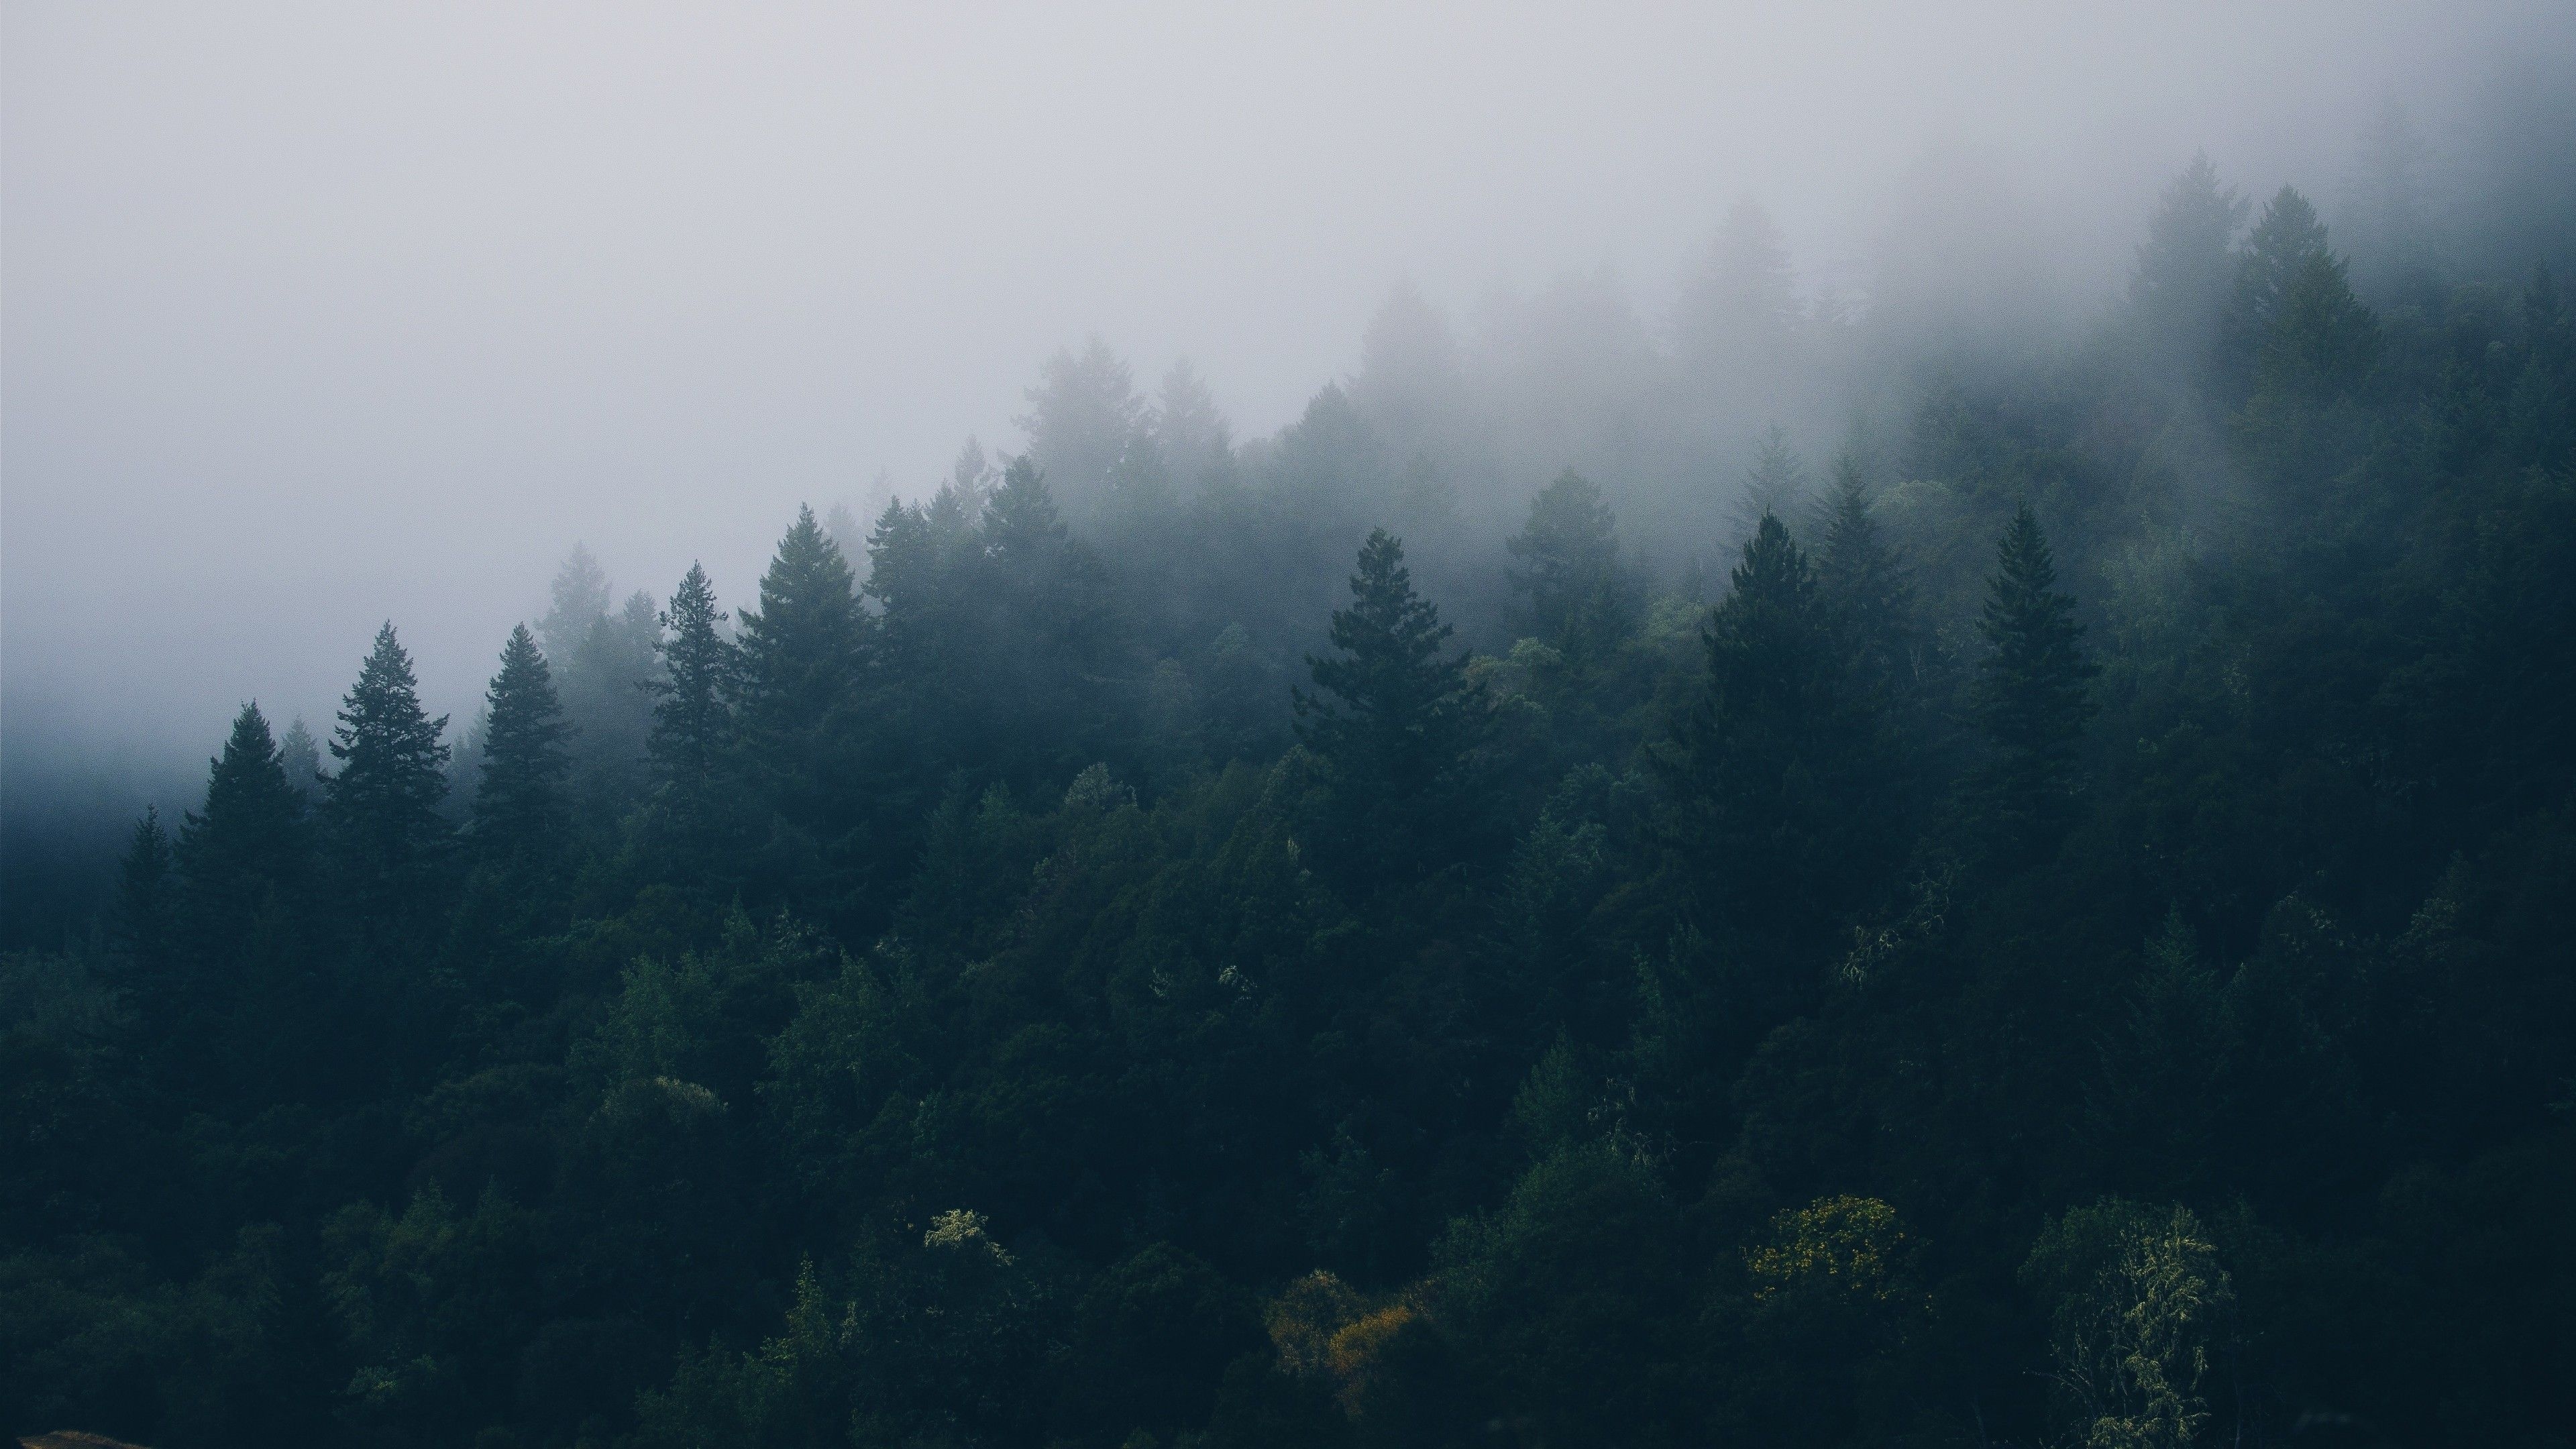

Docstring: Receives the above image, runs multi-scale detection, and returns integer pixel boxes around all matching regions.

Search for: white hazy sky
[4,1,2565,777]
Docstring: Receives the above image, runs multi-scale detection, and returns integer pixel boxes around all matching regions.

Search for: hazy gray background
[5,1,2570,797]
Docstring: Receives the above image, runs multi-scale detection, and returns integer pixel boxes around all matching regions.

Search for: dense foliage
[7,158,2575,1448]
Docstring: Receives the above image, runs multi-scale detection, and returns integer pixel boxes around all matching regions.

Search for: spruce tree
[1973,504,2099,854]
[118,805,175,969]
[1813,452,1919,703]
[278,717,325,803]
[1507,470,1638,663]
[472,624,572,865]
[2129,152,2247,376]
[1295,528,1490,882]
[736,506,867,751]
[1734,426,1809,542]
[2217,186,2331,400]
[325,623,453,920]
[1665,514,1896,958]
[179,702,310,922]
[651,564,737,781]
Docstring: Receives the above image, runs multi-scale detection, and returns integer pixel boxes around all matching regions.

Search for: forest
[5,144,2575,1448]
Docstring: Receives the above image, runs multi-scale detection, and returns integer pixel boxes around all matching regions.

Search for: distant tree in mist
[278,717,324,802]
[1019,337,1148,517]
[2129,152,2249,375]
[537,542,612,663]
[1813,451,1920,707]
[2341,96,2438,302]
[1507,470,1638,665]
[1352,281,1469,445]
[1734,427,1810,542]
[2218,187,2333,400]
[1678,198,1801,371]
[1152,358,1234,490]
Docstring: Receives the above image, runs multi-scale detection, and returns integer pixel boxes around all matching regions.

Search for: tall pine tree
[472,624,572,867]
[1295,528,1491,884]
[1507,470,1638,664]
[1664,514,1898,962]
[1973,504,2099,856]
[325,623,453,923]
[735,506,867,755]
[178,702,311,934]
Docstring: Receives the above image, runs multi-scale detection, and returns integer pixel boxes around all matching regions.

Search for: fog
[4,1,2570,822]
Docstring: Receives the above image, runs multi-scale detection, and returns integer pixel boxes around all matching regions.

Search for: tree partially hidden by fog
[8,139,2576,1449]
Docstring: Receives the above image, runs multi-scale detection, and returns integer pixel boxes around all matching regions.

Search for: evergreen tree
[472,625,572,865]
[555,588,662,822]
[735,506,867,750]
[2129,152,2248,374]
[1664,515,1896,957]
[1812,451,1919,703]
[1506,470,1638,663]
[1016,337,1147,517]
[2252,248,2381,405]
[1295,529,1490,883]
[650,564,738,797]
[537,543,612,663]
[1152,358,1234,489]
[1735,427,1809,543]
[325,623,453,920]
[117,805,174,967]
[179,702,310,922]
[278,717,325,803]
[2218,187,2332,399]
[1679,198,1800,372]
[1973,505,2099,854]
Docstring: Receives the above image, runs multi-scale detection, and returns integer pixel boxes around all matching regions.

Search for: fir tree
[325,623,453,919]
[472,624,572,865]
[179,701,310,920]
[2129,152,2248,373]
[651,564,738,796]
[1735,427,1809,543]
[1973,504,2099,853]
[1295,529,1490,882]
[2218,186,2332,400]
[737,506,867,748]
[1813,451,1919,703]
[1664,514,1896,957]
[278,717,325,803]
[1507,470,1638,664]
[118,805,175,967]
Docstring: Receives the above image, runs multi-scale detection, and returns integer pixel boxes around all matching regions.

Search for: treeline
[5,156,2575,1449]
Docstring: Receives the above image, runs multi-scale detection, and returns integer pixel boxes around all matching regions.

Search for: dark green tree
[1664,514,1898,957]
[1973,504,2099,854]
[1506,470,1638,663]
[471,625,572,866]
[324,623,453,921]
[117,805,175,969]
[1295,528,1491,883]
[1812,451,1919,704]
[649,563,737,800]
[179,702,311,926]
[735,506,867,754]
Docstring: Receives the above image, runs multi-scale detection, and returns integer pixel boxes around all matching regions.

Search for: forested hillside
[7,157,2575,1448]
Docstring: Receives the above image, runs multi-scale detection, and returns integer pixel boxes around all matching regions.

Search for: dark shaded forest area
[7,148,2575,1449]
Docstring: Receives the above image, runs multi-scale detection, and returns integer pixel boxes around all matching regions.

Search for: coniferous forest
[7,150,2576,1448]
